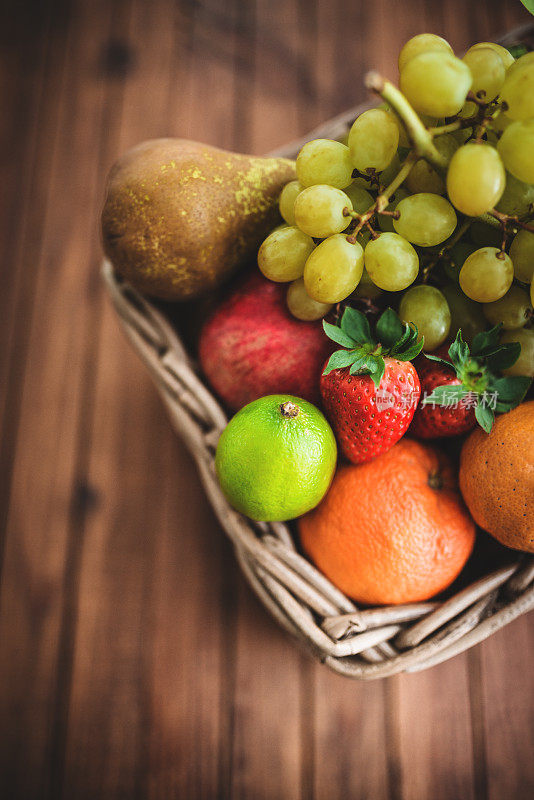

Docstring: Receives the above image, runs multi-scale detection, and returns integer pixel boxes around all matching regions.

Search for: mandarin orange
[298,439,475,605]
[459,401,534,552]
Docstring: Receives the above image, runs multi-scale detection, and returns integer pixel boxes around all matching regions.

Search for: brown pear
[101,138,295,301]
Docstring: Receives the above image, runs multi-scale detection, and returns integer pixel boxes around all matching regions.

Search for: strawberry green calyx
[422,326,532,433]
[322,307,424,388]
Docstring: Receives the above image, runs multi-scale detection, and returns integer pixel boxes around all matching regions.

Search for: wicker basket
[102,24,534,678]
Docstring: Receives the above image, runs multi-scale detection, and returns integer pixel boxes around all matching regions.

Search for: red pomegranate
[199,272,332,411]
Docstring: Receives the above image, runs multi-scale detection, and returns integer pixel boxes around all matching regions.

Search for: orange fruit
[298,439,475,605]
[459,401,534,553]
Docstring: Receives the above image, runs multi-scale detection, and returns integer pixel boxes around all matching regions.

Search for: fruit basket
[102,23,534,679]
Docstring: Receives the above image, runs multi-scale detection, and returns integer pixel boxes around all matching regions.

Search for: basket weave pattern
[102,258,534,679]
[102,31,534,676]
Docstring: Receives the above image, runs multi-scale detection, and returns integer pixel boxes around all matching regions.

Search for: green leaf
[322,349,359,376]
[349,354,373,375]
[376,308,403,348]
[448,329,469,365]
[488,375,532,409]
[322,321,355,349]
[368,357,386,388]
[396,338,424,362]
[518,1,534,17]
[390,322,413,354]
[424,353,452,367]
[475,402,494,433]
[422,384,469,406]
[485,342,521,373]
[471,324,502,357]
[340,307,373,344]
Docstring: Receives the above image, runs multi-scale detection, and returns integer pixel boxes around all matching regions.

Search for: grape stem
[427,120,464,135]
[377,152,417,211]
[488,209,534,235]
[346,152,417,242]
[364,72,448,172]
[465,90,488,108]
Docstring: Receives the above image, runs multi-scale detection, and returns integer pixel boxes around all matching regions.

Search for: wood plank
[391,661,476,800]
[0,5,51,430]
[250,0,300,153]
[0,0,121,797]
[480,616,534,798]
[61,1,233,798]
[312,668,390,800]
[0,1,65,565]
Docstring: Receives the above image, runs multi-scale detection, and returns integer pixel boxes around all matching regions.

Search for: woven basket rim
[101,20,534,678]
[102,260,534,678]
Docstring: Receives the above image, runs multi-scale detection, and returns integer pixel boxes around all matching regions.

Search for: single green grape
[406,134,458,195]
[303,234,364,303]
[257,226,315,282]
[499,63,534,120]
[501,327,534,377]
[279,180,303,225]
[353,267,383,299]
[495,171,534,218]
[286,278,332,321]
[378,187,409,233]
[465,42,515,69]
[296,139,354,189]
[293,185,352,238]
[506,50,534,78]
[399,285,451,351]
[510,229,534,284]
[393,192,457,247]
[497,120,534,185]
[441,284,487,344]
[459,247,514,302]
[398,33,453,72]
[482,285,532,329]
[446,143,506,216]
[348,108,399,173]
[462,47,505,102]
[400,51,472,117]
[343,184,374,215]
[364,232,419,291]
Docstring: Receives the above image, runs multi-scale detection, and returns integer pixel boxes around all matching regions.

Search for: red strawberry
[320,307,422,464]
[410,347,476,438]
[410,327,531,437]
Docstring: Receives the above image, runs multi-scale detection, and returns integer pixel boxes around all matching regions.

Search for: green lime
[215,394,337,522]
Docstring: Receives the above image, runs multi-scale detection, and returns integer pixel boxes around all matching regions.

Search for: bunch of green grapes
[256,33,534,374]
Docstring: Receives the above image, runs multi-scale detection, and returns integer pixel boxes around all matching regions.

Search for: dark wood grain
[0,1,532,799]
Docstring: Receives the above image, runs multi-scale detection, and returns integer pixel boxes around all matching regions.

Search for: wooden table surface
[1,1,533,798]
